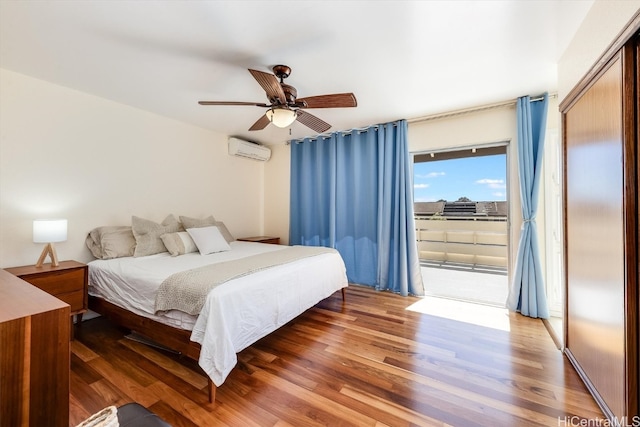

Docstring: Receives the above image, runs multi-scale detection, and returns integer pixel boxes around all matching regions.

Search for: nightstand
[237,236,280,245]
[5,260,88,332]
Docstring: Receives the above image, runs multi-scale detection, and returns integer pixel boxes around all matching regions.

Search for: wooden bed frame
[88,287,346,404]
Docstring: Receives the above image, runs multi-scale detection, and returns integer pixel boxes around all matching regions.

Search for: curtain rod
[407,93,557,124]
[288,121,400,144]
[289,93,556,144]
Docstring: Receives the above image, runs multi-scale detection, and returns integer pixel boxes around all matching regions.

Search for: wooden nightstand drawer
[237,236,280,244]
[55,290,85,312]
[21,268,85,296]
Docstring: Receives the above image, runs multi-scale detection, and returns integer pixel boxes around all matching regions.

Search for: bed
[86,218,348,403]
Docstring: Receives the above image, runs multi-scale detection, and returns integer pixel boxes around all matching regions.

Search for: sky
[413,154,506,202]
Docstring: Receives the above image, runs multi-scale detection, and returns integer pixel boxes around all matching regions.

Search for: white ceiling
[0,1,593,145]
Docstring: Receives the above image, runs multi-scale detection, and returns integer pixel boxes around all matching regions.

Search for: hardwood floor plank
[119,338,208,389]
[114,339,213,406]
[70,352,102,385]
[87,357,161,408]
[89,378,131,408]
[69,393,92,426]
[233,374,369,427]
[214,383,281,426]
[69,371,106,423]
[71,285,602,426]
[70,339,100,362]
[145,381,228,426]
[147,400,199,427]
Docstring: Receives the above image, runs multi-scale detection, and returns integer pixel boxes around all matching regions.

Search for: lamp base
[36,243,59,268]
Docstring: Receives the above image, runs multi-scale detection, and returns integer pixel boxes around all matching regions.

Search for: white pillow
[186,226,231,255]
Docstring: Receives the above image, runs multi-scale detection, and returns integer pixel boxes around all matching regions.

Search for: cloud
[416,172,445,179]
[492,192,505,198]
[414,183,430,189]
[476,178,506,189]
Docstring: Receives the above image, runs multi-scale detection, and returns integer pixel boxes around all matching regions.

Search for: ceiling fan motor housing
[281,84,297,105]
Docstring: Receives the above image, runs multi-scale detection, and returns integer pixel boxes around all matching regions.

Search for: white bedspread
[88,241,348,386]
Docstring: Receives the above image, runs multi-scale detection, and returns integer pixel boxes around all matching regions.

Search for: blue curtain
[506,94,549,319]
[290,120,424,296]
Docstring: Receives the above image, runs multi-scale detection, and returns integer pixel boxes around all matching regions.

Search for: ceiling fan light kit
[265,108,297,128]
[198,64,357,133]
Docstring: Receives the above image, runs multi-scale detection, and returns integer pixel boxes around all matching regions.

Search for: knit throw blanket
[154,245,335,315]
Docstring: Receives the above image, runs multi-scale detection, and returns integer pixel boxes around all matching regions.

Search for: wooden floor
[70,285,603,426]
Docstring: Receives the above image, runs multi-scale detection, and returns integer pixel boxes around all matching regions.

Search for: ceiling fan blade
[248,69,288,105]
[297,93,357,109]
[198,101,268,106]
[248,113,271,131]
[296,110,331,133]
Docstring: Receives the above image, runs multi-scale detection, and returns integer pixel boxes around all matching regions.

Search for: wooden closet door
[563,31,639,421]
[564,53,626,420]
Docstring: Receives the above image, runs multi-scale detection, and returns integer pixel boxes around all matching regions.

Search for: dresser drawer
[22,268,85,295]
[55,290,85,313]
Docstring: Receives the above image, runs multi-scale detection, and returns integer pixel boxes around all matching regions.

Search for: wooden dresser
[0,269,70,427]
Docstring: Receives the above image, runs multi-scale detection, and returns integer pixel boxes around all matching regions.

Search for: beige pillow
[85,226,136,259]
[132,214,182,257]
[179,215,216,230]
[86,233,103,259]
[215,221,235,243]
[161,231,198,256]
[100,227,136,259]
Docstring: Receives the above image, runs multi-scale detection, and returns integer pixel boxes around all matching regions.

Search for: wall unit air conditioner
[228,137,271,161]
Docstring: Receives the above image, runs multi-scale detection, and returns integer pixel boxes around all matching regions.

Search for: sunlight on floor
[406,296,511,332]
[421,263,508,307]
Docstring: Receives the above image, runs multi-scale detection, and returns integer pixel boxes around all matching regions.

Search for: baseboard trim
[542,318,562,350]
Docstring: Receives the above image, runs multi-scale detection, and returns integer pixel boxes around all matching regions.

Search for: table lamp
[33,219,67,267]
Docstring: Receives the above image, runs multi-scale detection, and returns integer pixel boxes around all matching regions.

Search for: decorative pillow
[179,215,216,230]
[161,231,198,256]
[85,233,103,259]
[85,226,136,259]
[186,226,231,255]
[132,214,183,257]
[100,226,136,259]
[215,221,235,243]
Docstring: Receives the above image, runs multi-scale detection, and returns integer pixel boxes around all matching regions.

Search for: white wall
[558,0,640,100]
[0,69,265,268]
[263,143,291,245]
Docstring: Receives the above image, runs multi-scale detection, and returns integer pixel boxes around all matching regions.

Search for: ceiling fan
[198,65,357,133]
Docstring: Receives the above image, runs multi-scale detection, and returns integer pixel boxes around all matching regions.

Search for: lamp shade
[33,219,67,243]
[265,108,297,128]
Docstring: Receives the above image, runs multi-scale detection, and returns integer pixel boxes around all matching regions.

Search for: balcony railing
[415,215,508,267]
